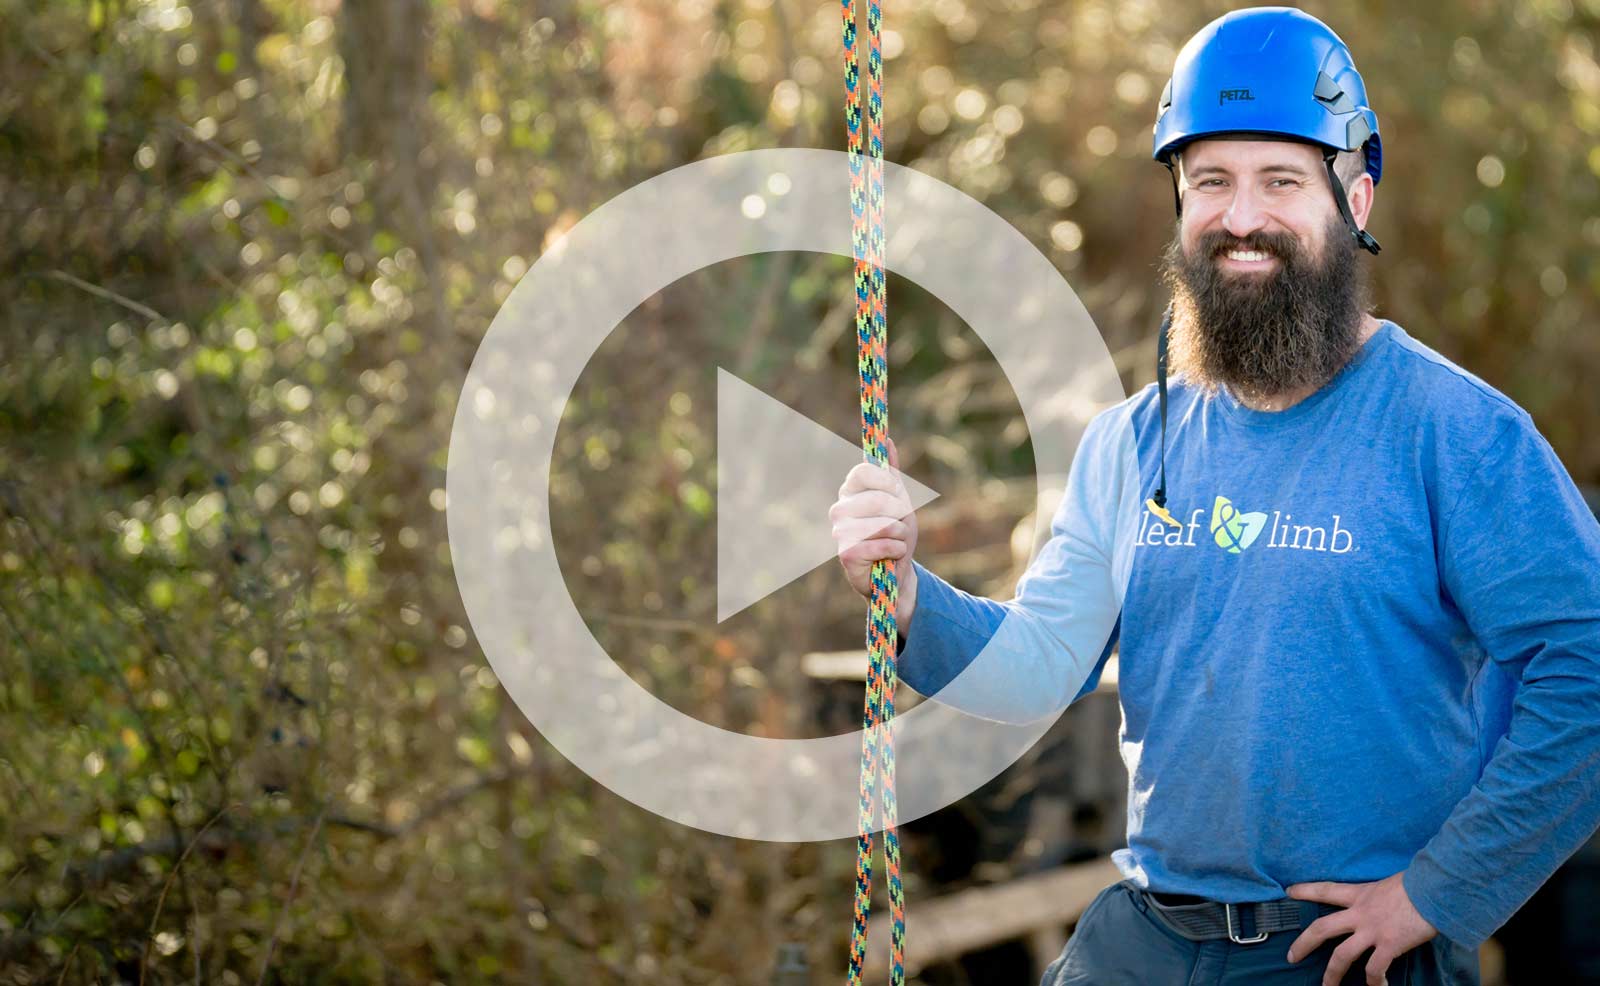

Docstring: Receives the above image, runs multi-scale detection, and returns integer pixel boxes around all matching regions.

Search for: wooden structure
[861,857,1122,982]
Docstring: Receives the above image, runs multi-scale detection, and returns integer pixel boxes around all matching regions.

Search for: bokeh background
[3,0,1599,983]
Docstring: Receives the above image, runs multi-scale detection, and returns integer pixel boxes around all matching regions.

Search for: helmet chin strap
[1145,303,1180,528]
[1323,148,1382,255]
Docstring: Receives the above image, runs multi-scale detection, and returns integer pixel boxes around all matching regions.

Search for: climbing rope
[841,0,905,981]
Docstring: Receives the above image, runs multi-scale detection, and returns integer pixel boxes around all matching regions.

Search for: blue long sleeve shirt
[897,319,1600,948]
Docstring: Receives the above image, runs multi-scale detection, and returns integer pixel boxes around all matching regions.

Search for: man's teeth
[1226,250,1272,262]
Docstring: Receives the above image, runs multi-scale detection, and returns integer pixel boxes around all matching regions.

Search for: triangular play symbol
[716,368,940,623]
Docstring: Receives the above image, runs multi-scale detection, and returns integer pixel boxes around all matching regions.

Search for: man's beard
[1160,214,1371,401]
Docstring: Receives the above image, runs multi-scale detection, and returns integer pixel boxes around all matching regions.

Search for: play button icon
[716,367,940,622]
[448,148,1127,841]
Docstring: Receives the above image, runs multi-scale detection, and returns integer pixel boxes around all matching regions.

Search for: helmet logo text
[1218,87,1255,105]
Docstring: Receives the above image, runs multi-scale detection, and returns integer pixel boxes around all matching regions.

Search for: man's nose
[1221,187,1269,240]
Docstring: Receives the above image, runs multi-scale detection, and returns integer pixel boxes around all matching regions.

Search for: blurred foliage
[1,0,1597,982]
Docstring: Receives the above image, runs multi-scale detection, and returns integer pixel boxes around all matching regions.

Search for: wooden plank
[801,650,872,681]
[863,857,1123,981]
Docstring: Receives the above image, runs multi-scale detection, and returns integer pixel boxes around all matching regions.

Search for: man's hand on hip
[1284,871,1438,986]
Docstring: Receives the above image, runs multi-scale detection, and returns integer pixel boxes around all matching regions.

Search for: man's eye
[1270,178,1300,188]
[1198,179,1225,188]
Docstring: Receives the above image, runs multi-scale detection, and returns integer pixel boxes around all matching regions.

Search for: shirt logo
[1137,494,1358,555]
[1210,496,1267,554]
[1219,87,1255,106]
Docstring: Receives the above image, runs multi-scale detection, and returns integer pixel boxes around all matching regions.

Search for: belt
[1136,886,1311,945]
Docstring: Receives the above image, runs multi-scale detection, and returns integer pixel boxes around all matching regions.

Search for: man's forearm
[1402,665,1600,948]
[892,406,1134,724]
[893,561,1117,724]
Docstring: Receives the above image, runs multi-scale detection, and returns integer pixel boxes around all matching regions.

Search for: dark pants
[1040,881,1480,986]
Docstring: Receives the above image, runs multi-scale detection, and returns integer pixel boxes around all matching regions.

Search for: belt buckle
[1224,903,1268,945]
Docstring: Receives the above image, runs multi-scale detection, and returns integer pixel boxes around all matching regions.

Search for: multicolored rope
[841,0,904,982]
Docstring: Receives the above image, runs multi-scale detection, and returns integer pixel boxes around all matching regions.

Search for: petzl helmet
[1152,6,1382,255]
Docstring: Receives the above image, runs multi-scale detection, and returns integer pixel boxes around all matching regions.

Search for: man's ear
[1346,172,1375,230]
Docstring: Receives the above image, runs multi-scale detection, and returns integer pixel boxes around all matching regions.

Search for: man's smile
[1217,247,1280,271]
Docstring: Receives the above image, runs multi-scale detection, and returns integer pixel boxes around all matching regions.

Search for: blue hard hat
[1152,7,1382,185]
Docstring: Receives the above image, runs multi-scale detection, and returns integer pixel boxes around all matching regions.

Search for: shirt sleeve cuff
[1403,856,1490,949]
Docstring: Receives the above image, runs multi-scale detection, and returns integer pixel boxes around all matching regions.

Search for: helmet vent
[1314,71,1356,113]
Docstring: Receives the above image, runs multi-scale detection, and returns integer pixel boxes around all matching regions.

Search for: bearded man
[829,8,1600,986]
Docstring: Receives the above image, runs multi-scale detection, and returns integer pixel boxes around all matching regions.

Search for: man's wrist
[896,563,918,635]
